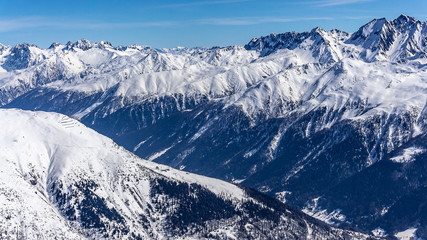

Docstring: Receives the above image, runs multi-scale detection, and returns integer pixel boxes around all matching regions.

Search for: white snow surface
[395,228,420,240]
[390,147,425,163]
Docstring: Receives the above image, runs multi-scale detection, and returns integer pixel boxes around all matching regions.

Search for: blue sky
[0,0,425,48]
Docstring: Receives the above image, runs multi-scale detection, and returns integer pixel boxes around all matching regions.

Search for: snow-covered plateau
[0,14,426,238]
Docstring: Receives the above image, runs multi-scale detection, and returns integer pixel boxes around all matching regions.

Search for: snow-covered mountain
[0,108,375,239]
[1,14,426,238]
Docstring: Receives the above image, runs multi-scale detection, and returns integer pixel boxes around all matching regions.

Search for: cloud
[0,15,334,31]
[196,17,333,26]
[308,0,374,7]
[0,17,178,32]
[158,0,251,8]
[0,17,51,32]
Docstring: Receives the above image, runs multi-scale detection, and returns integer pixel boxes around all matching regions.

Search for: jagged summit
[393,14,420,25]
[245,15,426,62]
[49,42,61,49]
[347,17,396,60]
[67,38,94,50]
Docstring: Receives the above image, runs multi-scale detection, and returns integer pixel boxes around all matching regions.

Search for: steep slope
[0,109,374,239]
[1,15,426,238]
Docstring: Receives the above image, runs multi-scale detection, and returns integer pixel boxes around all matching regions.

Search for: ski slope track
[0,109,374,239]
[1,14,427,238]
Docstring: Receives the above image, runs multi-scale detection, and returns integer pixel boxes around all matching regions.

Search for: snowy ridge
[0,109,374,239]
[0,109,244,238]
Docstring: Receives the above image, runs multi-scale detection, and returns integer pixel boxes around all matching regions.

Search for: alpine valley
[1,14,426,238]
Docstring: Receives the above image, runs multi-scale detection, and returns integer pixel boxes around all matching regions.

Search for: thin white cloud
[158,0,251,8]
[0,17,178,32]
[197,17,333,26]
[0,16,334,31]
[0,17,51,32]
[308,0,374,7]
[0,15,335,32]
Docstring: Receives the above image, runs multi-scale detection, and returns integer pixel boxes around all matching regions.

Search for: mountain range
[0,14,426,238]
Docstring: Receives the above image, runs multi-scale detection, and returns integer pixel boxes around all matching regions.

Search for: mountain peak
[65,39,94,51]
[345,17,397,61]
[49,42,62,49]
[74,39,93,50]
[392,14,421,30]
[310,26,325,34]
[95,40,114,49]
[360,18,388,38]
[0,43,6,51]
[394,14,418,23]
[13,43,38,49]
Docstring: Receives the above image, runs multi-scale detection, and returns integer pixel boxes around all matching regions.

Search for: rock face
[0,109,373,239]
[0,15,426,237]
